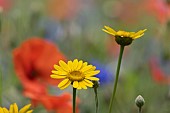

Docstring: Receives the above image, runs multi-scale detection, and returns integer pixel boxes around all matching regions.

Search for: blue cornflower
[90,61,114,86]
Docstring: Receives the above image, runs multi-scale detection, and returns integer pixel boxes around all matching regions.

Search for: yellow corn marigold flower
[102,26,147,46]
[51,59,100,90]
[0,103,33,113]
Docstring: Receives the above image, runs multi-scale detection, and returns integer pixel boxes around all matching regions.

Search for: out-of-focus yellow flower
[0,103,33,113]
[51,59,100,90]
[102,26,147,46]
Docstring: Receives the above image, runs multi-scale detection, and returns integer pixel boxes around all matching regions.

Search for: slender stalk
[0,5,2,107]
[94,88,98,113]
[138,107,141,113]
[73,88,77,113]
[0,68,2,106]
[108,45,125,113]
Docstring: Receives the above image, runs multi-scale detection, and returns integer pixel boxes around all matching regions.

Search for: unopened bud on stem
[135,95,145,108]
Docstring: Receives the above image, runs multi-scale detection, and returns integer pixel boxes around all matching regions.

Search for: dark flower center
[115,36,133,46]
[68,71,84,81]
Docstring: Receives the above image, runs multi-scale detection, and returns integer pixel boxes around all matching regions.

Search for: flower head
[13,38,66,86]
[51,59,100,90]
[90,61,114,86]
[135,95,145,108]
[102,26,147,46]
[0,103,33,113]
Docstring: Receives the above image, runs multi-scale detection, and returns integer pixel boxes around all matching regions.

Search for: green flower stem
[94,88,98,113]
[108,45,125,113]
[73,88,77,113]
[0,59,1,101]
[0,6,2,107]
[138,107,142,113]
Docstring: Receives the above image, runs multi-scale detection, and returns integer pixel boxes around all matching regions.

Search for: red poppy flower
[149,57,170,84]
[24,89,78,113]
[13,38,66,86]
[30,93,77,113]
[13,38,77,112]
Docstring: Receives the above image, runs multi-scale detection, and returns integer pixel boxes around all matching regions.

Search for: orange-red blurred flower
[149,57,170,84]
[144,0,170,24]
[13,38,66,86]
[13,38,77,112]
[47,0,81,21]
[30,93,78,113]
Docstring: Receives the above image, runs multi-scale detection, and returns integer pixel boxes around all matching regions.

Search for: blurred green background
[1,0,170,113]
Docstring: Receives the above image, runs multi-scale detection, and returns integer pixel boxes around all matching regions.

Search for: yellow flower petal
[105,26,117,33]
[92,66,96,70]
[68,61,73,71]
[84,70,100,76]
[9,104,14,113]
[77,86,82,90]
[81,65,93,72]
[3,108,9,113]
[85,77,99,81]
[26,110,33,113]
[13,103,18,113]
[59,60,70,72]
[54,64,65,71]
[73,81,79,88]
[82,81,93,87]
[60,80,71,90]
[102,29,115,36]
[135,29,146,36]
[19,104,31,113]
[131,29,147,39]
[76,60,83,70]
[84,79,94,85]
[58,79,70,88]
[0,107,3,113]
[133,33,144,39]
[50,74,66,79]
[79,81,87,89]
[73,59,79,70]
[117,30,127,37]
[102,26,117,36]
[82,62,88,67]
[87,66,96,72]
[51,70,67,75]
